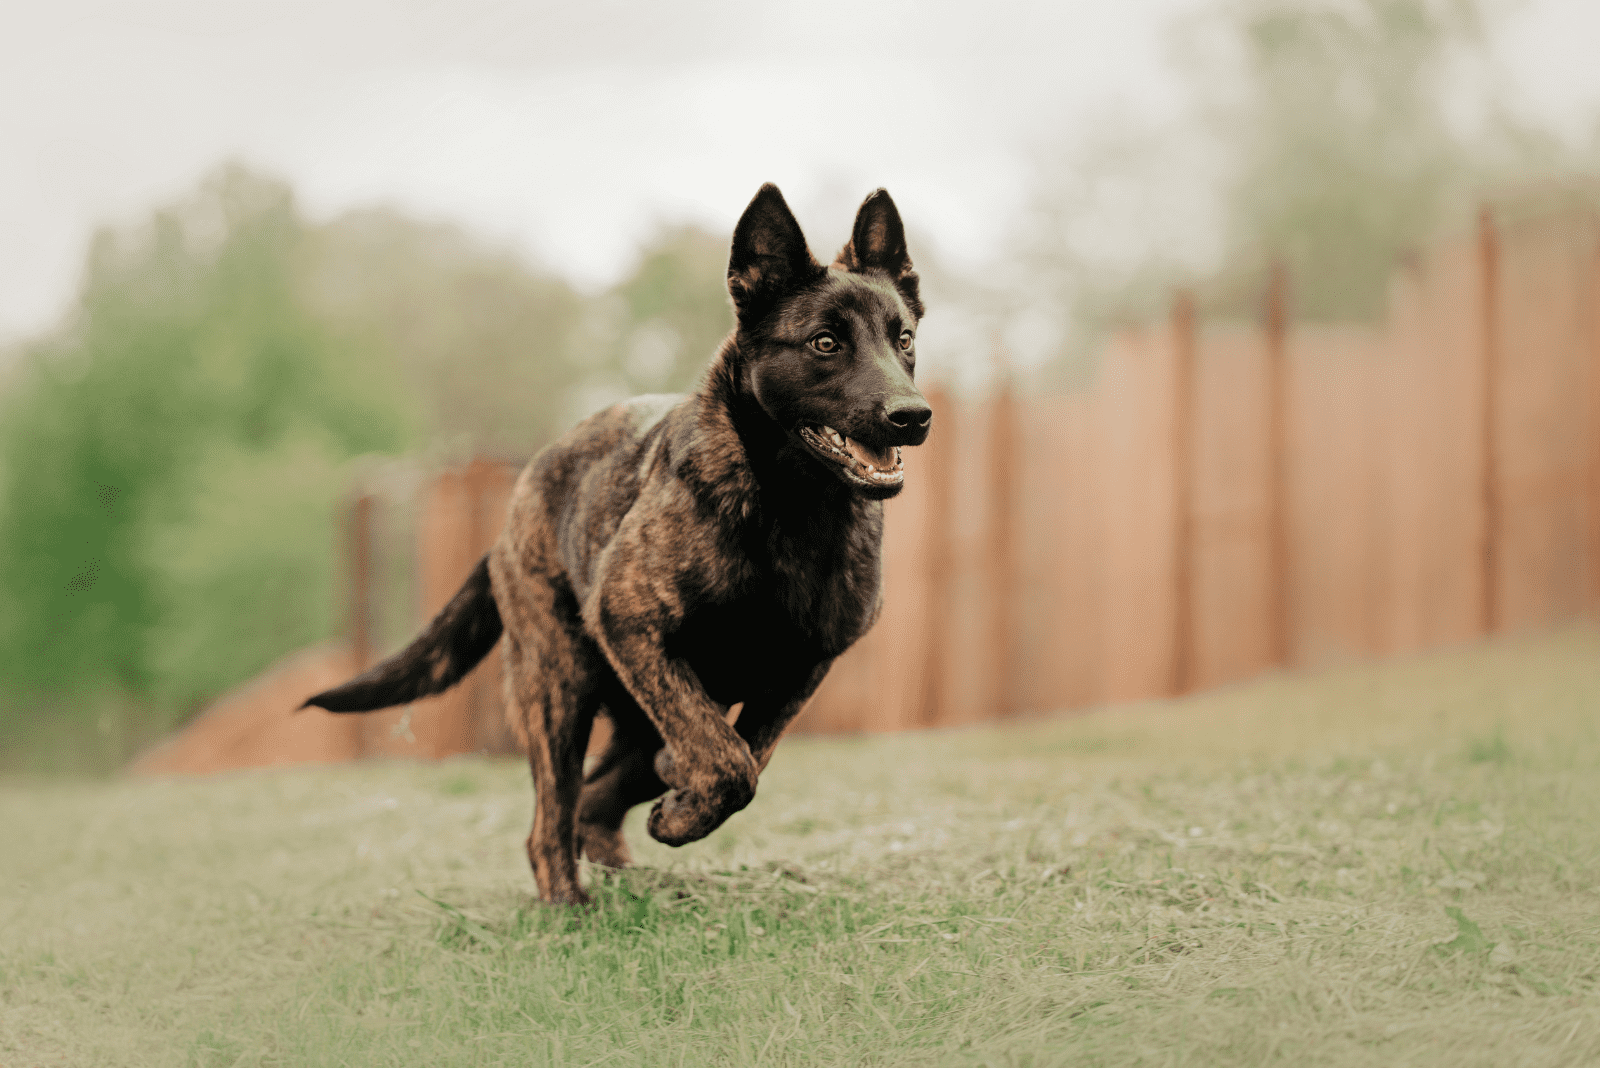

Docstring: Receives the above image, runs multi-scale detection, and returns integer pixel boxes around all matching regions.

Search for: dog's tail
[301,555,503,713]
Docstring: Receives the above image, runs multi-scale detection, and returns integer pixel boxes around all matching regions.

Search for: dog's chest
[667,520,881,703]
[666,589,865,705]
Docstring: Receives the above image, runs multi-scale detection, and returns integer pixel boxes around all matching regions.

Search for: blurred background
[3,0,1599,773]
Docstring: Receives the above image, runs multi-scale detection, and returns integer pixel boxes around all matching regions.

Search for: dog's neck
[682,338,871,533]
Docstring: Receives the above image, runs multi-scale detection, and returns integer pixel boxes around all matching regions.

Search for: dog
[304,184,931,905]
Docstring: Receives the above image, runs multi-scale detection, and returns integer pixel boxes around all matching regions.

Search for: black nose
[886,402,932,431]
[881,400,932,446]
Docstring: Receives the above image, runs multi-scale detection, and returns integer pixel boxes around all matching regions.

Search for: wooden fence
[337,205,1600,753]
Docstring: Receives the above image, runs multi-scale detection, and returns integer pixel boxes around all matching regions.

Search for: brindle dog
[304,184,931,905]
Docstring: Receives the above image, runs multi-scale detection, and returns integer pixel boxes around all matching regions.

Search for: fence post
[340,492,377,758]
[461,457,511,752]
[1171,290,1197,696]
[425,458,499,757]
[349,493,376,674]
[1478,207,1500,636]
[1592,223,1600,615]
[985,339,1016,718]
[1264,260,1292,667]
[919,383,954,727]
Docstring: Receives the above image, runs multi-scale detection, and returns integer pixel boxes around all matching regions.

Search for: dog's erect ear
[727,184,822,324]
[835,189,911,275]
[835,189,923,319]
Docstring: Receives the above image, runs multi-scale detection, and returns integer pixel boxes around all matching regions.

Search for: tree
[0,166,410,757]
[608,224,733,395]
[304,210,589,460]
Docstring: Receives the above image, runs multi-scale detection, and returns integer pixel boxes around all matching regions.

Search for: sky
[3,0,1599,347]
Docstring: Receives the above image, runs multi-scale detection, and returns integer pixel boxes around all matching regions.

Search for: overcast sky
[3,0,1598,346]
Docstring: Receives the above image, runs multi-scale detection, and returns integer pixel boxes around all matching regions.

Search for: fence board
[1495,214,1599,632]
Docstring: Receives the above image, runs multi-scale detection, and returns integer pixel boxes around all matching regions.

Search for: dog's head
[726,184,930,501]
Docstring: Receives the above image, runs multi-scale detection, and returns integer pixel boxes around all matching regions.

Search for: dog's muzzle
[798,425,905,488]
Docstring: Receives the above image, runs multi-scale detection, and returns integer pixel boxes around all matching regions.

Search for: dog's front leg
[587,604,757,848]
[607,640,756,846]
[733,660,833,772]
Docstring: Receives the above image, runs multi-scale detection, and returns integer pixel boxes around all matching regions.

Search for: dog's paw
[540,884,593,908]
[646,790,704,847]
[647,785,755,847]
[647,788,740,847]
[578,822,634,869]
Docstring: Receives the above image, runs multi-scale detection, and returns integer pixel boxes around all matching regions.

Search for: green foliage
[304,210,589,459]
[607,225,733,396]
[0,166,412,758]
[1436,905,1492,955]
[139,434,348,713]
[1466,726,1512,764]
[555,224,734,422]
[304,214,731,458]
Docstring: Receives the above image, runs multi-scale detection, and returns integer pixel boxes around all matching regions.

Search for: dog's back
[509,393,686,563]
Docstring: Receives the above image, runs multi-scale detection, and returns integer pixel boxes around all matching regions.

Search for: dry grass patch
[4,630,1600,1066]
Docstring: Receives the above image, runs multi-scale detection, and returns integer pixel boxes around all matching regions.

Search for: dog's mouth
[797,424,904,489]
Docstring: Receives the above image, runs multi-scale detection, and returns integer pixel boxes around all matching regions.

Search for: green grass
[5,631,1600,1067]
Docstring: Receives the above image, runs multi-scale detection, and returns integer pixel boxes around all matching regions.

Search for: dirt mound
[129,643,369,775]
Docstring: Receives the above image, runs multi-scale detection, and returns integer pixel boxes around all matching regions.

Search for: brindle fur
[304,185,931,904]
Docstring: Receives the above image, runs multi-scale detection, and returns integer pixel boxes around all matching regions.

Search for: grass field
[4,631,1600,1067]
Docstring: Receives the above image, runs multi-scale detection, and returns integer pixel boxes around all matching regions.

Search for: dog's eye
[811,333,839,354]
[899,331,915,351]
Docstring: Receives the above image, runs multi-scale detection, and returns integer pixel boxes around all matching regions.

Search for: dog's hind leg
[500,605,600,906]
[575,686,666,868]
[576,739,666,869]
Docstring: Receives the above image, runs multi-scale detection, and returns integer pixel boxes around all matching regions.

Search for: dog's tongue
[844,436,896,470]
